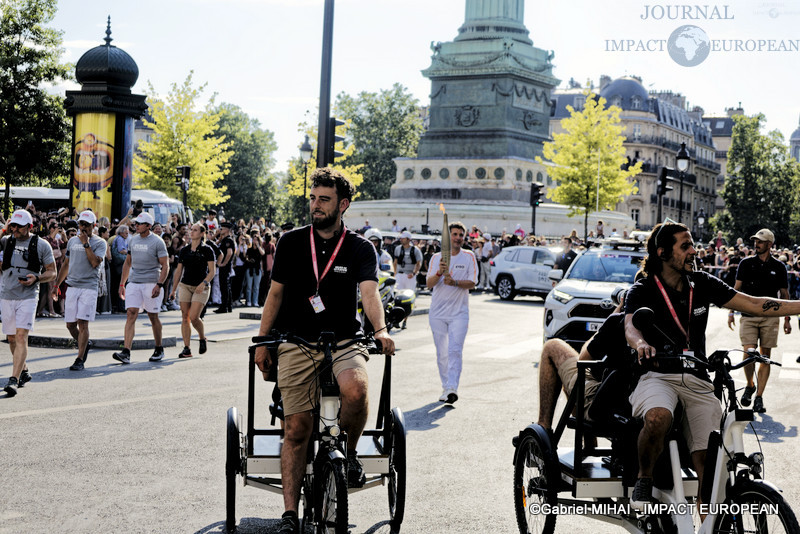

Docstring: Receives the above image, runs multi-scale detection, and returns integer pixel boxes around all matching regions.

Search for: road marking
[477,340,536,359]
[0,386,239,420]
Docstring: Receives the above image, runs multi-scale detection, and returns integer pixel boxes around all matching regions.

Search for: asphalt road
[1,293,798,533]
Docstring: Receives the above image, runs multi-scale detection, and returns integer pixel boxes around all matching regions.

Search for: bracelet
[436,272,442,277]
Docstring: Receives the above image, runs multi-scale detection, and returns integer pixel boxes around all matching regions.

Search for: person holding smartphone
[2,210,57,397]
[51,211,107,371]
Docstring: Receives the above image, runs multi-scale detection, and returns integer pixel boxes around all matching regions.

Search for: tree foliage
[284,115,364,224]
[213,103,279,221]
[537,90,641,240]
[134,72,231,211]
[712,114,800,246]
[334,83,424,200]
[0,0,71,201]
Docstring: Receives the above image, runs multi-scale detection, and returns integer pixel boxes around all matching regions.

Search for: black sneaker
[149,348,165,362]
[112,351,131,364]
[178,346,193,359]
[198,338,207,355]
[69,358,85,371]
[278,511,300,534]
[4,377,18,397]
[741,385,756,406]
[18,369,32,387]
[753,396,766,413]
[213,307,230,314]
[631,477,654,510]
[347,450,366,488]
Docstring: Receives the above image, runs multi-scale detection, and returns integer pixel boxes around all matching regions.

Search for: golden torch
[439,203,450,269]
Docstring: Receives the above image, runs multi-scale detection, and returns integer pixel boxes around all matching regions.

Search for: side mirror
[548,269,563,282]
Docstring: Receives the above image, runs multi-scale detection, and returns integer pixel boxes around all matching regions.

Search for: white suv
[543,241,646,350]
[489,246,557,301]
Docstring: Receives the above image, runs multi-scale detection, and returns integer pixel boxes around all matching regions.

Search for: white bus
[3,187,191,225]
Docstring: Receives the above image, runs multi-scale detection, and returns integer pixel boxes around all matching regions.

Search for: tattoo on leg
[762,300,781,312]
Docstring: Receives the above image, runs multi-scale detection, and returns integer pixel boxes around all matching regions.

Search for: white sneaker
[438,390,449,402]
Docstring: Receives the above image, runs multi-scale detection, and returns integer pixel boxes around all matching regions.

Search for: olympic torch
[439,203,450,269]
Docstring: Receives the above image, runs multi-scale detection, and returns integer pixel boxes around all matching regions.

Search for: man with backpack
[2,210,57,397]
[393,230,421,292]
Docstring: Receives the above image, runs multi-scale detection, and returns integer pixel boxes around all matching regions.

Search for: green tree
[712,114,800,246]
[335,83,424,200]
[284,116,364,225]
[537,90,641,240]
[134,72,231,211]
[213,103,279,221]
[0,0,71,212]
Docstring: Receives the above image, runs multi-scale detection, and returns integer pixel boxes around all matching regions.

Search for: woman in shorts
[168,223,216,358]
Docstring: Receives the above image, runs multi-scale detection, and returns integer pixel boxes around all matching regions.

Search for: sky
[51,0,800,172]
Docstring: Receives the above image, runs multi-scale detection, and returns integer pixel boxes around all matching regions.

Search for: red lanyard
[654,276,692,345]
[309,225,347,296]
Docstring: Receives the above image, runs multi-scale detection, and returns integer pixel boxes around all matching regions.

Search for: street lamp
[676,142,690,223]
[696,207,705,243]
[299,134,313,224]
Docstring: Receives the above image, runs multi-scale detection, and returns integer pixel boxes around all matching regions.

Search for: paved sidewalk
[25,292,434,350]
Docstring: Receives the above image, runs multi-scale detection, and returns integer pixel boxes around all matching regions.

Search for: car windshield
[567,252,642,283]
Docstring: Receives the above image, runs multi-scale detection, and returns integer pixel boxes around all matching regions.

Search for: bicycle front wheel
[513,426,558,534]
[317,458,349,534]
[712,479,800,534]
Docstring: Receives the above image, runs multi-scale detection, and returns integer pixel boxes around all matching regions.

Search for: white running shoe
[439,389,449,402]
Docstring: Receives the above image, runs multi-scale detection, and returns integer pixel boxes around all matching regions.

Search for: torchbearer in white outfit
[426,221,477,404]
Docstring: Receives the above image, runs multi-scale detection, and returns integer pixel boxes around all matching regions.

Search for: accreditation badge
[309,295,325,313]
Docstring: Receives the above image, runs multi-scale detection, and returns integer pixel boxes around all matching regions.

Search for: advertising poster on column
[120,117,134,216]
[73,113,115,219]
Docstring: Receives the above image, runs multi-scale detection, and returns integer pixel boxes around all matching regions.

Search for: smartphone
[18,276,28,281]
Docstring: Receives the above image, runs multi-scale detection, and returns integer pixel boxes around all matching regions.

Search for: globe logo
[667,25,711,67]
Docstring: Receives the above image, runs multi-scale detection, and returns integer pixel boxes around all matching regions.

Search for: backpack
[1,235,42,273]
[394,245,419,266]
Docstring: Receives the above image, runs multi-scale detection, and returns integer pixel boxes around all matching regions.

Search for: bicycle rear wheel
[712,479,800,534]
[388,407,407,532]
[225,407,242,533]
[317,458,348,534]
[513,425,558,534]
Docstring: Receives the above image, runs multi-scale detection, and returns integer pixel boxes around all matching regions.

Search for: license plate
[586,322,602,332]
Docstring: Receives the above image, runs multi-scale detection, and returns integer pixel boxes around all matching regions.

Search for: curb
[28,336,178,350]
[240,308,430,321]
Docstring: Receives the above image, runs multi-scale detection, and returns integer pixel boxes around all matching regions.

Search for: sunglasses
[8,223,20,229]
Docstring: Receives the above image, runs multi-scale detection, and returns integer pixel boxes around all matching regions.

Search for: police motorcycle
[359,229,416,333]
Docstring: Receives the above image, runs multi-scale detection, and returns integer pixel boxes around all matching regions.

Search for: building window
[574,96,585,111]
[610,95,622,108]
[633,124,641,141]
[631,96,642,110]
[631,209,640,227]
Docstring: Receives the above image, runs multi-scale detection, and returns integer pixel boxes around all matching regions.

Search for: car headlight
[551,289,574,304]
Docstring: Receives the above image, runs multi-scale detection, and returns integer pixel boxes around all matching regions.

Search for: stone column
[465,0,524,21]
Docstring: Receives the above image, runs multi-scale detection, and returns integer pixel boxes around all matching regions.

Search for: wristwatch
[202,280,210,287]
[83,243,90,249]
[157,281,165,288]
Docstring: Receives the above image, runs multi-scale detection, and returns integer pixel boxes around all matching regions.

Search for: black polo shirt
[219,235,235,271]
[271,224,378,341]
[585,312,632,381]
[736,255,787,299]
[625,271,737,379]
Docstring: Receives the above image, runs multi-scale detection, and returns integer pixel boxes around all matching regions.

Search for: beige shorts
[629,372,721,452]
[277,340,369,417]
[739,316,779,348]
[177,282,210,305]
[558,357,601,421]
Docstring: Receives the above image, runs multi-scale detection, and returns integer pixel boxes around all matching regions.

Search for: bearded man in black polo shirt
[624,222,800,510]
[254,167,395,534]
[726,228,791,413]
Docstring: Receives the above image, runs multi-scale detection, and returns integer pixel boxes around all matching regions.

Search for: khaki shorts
[277,340,369,417]
[177,282,210,305]
[629,372,721,452]
[558,357,601,421]
[739,316,779,348]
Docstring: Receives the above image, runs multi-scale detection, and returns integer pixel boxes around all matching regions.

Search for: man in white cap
[112,212,170,364]
[727,228,790,413]
[52,210,107,370]
[392,230,421,292]
[2,209,57,397]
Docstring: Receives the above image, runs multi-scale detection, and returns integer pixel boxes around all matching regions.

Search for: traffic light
[327,117,345,164]
[657,167,673,196]
[530,182,544,207]
[175,165,190,191]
